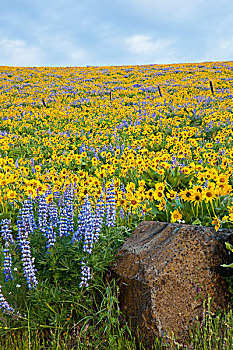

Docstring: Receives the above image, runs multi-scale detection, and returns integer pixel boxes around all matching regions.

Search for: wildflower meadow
[0,61,233,349]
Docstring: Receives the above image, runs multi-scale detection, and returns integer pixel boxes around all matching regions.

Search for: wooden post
[158,85,162,97]
[209,81,214,95]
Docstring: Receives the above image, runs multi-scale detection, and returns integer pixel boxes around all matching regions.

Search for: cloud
[126,0,206,23]
[203,37,233,62]
[0,37,44,66]
[125,34,176,63]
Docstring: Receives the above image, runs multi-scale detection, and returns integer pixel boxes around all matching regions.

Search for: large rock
[107,221,233,348]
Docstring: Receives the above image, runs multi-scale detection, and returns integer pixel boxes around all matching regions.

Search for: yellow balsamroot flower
[45,194,53,203]
[141,203,151,214]
[166,189,177,200]
[212,216,221,232]
[182,166,192,175]
[24,186,38,199]
[217,183,232,196]
[138,179,145,187]
[155,182,165,191]
[228,212,233,223]
[222,215,229,222]
[171,209,182,223]
[190,190,203,206]
[91,157,99,166]
[157,169,165,176]
[202,187,217,203]
[6,190,17,200]
[153,188,164,201]
[146,189,154,201]
[216,173,229,186]
[126,182,135,192]
[156,199,166,211]
[179,188,193,202]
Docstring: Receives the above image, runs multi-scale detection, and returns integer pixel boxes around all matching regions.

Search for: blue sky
[0,0,233,67]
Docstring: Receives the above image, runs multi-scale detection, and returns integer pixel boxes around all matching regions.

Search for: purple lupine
[64,186,74,234]
[82,197,95,254]
[1,219,14,282]
[93,192,105,242]
[0,284,14,313]
[38,195,48,234]
[1,219,14,244]
[59,207,69,237]
[120,183,126,193]
[3,246,13,282]
[17,212,38,290]
[79,259,91,288]
[21,199,37,233]
[72,199,88,243]
[48,201,59,227]
[106,181,116,227]
[45,222,56,251]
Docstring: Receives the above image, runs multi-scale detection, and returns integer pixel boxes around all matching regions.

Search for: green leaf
[151,206,160,215]
[221,263,233,268]
[225,242,233,252]
[192,219,202,225]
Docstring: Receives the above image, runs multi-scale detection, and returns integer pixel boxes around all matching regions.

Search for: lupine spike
[48,201,59,227]
[59,207,69,237]
[79,259,91,287]
[106,181,116,228]
[38,194,48,234]
[17,210,38,290]
[64,186,74,234]
[0,284,14,314]
[45,222,56,251]
[1,219,14,282]
[93,192,105,242]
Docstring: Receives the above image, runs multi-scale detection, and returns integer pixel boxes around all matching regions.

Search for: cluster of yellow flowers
[1,61,233,228]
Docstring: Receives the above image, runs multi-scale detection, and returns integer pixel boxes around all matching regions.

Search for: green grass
[0,283,233,350]
[1,221,233,349]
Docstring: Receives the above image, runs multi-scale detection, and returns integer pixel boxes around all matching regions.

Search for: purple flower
[1,219,14,282]
[120,207,124,220]
[59,207,69,237]
[93,192,105,242]
[82,197,95,254]
[64,186,74,234]
[106,181,116,228]
[48,201,59,227]
[17,212,38,290]
[45,222,56,251]
[38,195,48,234]
[79,259,91,288]
[0,285,14,314]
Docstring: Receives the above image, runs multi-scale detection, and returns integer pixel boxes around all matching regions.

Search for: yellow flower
[190,190,203,206]
[6,190,17,200]
[212,216,220,232]
[156,199,166,211]
[171,209,182,223]
[179,189,193,201]
[202,188,216,203]
[153,188,164,201]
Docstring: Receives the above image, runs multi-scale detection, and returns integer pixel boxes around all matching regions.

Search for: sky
[0,0,233,67]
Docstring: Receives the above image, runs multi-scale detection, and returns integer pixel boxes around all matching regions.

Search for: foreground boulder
[107,221,233,348]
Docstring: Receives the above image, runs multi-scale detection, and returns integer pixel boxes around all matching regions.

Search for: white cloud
[125,34,176,63]
[68,48,89,66]
[126,0,206,23]
[203,37,233,62]
[0,37,44,66]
